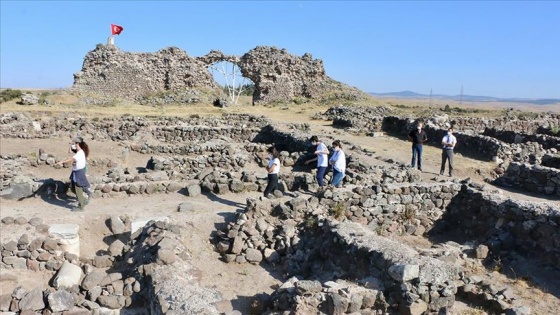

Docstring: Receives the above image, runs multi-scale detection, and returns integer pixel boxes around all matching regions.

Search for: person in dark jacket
[57,136,91,212]
[408,122,428,171]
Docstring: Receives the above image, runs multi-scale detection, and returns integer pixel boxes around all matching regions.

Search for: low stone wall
[0,217,69,272]
[315,182,462,236]
[441,114,560,134]
[0,216,228,314]
[493,162,560,196]
[317,106,560,135]
[541,153,560,169]
[441,184,560,265]
[0,155,28,189]
[482,128,560,150]
[0,112,269,142]
[217,196,462,313]
[315,107,555,166]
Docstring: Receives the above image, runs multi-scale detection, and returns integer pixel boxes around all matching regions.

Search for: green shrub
[0,89,22,103]
[330,202,347,219]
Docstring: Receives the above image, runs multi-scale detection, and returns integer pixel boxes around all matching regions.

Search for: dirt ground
[1,101,559,314]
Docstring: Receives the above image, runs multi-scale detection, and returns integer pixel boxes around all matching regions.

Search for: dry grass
[2,88,556,122]
[457,308,487,315]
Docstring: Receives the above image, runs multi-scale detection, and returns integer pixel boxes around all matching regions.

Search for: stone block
[130,216,169,235]
[388,264,420,282]
[19,287,45,311]
[48,290,76,312]
[53,261,84,289]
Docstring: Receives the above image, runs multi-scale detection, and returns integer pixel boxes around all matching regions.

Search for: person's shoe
[440,171,444,176]
[265,194,275,199]
[449,173,453,177]
[71,206,84,212]
[418,168,422,172]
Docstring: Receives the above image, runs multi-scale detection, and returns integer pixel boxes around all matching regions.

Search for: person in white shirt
[304,136,329,188]
[263,146,280,198]
[57,136,91,212]
[329,140,346,188]
[440,128,457,177]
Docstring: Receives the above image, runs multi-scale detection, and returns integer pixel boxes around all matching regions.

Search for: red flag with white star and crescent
[111,24,123,35]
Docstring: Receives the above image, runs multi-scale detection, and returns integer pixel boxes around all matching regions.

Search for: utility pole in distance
[429,89,433,107]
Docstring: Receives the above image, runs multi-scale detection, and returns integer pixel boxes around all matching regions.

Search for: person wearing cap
[304,136,329,189]
[440,127,457,177]
[57,136,91,212]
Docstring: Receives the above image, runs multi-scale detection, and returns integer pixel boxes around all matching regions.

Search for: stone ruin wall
[316,106,560,196]
[317,105,560,135]
[72,44,350,104]
[494,162,560,196]
[216,181,560,314]
[442,184,560,265]
[2,112,560,314]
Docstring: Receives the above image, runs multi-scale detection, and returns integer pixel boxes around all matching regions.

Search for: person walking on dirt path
[408,122,428,171]
[57,136,91,212]
[263,146,280,198]
[329,140,346,188]
[305,136,329,189]
[440,127,457,177]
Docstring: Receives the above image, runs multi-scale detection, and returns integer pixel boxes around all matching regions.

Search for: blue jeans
[331,169,345,187]
[411,144,423,170]
[317,166,328,187]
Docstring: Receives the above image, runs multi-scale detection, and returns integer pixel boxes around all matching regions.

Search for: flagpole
[107,35,114,46]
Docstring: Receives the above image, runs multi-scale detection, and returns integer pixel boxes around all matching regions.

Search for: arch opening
[208,61,254,105]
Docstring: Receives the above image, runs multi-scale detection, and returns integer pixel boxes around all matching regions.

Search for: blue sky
[1,1,559,99]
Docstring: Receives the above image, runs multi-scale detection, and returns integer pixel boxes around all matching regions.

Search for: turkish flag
[111,24,124,35]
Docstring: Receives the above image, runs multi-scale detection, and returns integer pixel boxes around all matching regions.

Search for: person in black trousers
[263,146,280,198]
[440,127,457,176]
[408,122,428,171]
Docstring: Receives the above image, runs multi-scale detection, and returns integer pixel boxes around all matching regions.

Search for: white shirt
[330,149,346,173]
[442,134,457,149]
[73,150,87,171]
[316,143,328,167]
[268,157,280,174]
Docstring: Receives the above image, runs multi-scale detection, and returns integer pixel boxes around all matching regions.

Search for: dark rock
[48,290,76,312]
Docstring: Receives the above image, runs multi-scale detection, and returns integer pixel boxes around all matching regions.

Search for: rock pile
[0,216,229,314]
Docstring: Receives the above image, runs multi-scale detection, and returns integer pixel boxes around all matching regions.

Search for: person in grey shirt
[440,128,457,177]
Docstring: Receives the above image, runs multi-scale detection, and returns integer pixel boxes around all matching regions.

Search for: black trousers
[263,173,278,196]
[440,149,454,175]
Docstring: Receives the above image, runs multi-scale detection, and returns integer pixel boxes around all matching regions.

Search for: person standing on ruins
[305,136,330,189]
[57,136,91,212]
[329,140,346,188]
[263,146,280,198]
[408,122,428,171]
[440,127,457,177]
